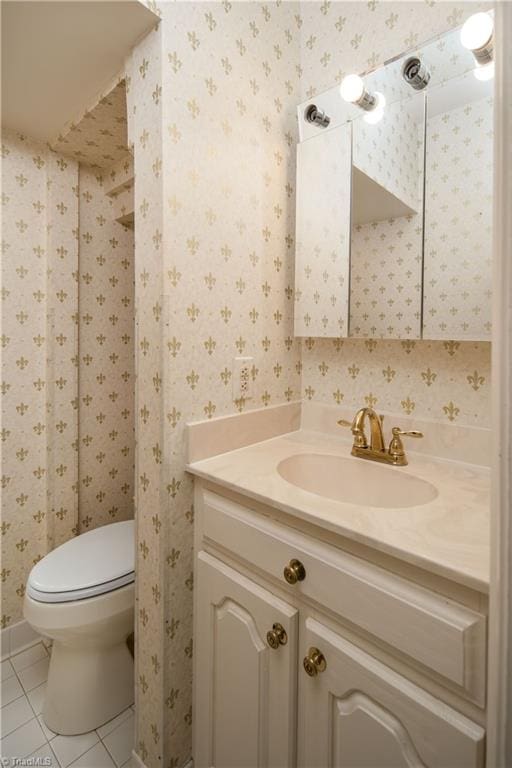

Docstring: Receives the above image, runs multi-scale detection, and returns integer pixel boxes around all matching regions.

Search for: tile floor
[1,642,136,768]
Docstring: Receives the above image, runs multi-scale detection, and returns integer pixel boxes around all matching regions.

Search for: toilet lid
[27,520,135,603]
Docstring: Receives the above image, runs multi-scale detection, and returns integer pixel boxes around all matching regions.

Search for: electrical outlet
[233,356,253,401]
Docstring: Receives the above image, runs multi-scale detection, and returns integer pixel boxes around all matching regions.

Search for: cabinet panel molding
[193,551,298,768]
[202,490,486,700]
[299,617,485,768]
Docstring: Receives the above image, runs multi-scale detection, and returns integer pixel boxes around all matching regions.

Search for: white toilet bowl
[24,520,135,735]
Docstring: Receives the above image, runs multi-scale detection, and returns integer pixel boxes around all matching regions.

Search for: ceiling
[1,1,157,144]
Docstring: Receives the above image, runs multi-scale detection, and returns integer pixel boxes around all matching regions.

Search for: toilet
[24,520,135,736]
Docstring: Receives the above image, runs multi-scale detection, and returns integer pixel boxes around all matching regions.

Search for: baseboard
[1,618,42,660]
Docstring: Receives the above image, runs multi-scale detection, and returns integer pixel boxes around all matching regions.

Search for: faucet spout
[352,407,385,453]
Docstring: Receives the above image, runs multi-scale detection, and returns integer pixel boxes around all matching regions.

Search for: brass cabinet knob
[303,647,327,677]
[266,623,288,649]
[283,558,306,585]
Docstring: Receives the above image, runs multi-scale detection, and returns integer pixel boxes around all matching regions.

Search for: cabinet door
[193,551,298,768]
[299,617,485,768]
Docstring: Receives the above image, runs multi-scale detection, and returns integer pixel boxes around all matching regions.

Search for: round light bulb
[363,108,384,125]
[363,92,386,124]
[460,12,493,52]
[474,61,495,81]
[340,74,365,103]
[374,92,386,110]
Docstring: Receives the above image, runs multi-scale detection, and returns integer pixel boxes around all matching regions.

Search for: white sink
[277,453,438,509]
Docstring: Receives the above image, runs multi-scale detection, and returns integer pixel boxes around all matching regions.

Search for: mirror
[349,94,424,339]
[422,70,493,340]
[295,124,351,337]
[294,17,494,341]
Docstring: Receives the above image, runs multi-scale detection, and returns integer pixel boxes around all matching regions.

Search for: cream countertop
[186,429,490,593]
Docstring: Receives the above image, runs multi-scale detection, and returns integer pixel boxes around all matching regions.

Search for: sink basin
[277,453,438,509]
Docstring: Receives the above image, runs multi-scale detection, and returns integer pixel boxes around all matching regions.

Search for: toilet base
[24,582,135,736]
[43,637,134,735]
[43,641,134,736]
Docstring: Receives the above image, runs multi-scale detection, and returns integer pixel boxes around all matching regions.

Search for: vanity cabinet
[193,485,487,768]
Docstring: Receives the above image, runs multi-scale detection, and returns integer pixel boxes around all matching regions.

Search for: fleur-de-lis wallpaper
[350,214,423,339]
[78,166,134,530]
[1,84,134,628]
[127,3,490,768]
[1,132,79,628]
[53,79,131,169]
[2,3,492,768]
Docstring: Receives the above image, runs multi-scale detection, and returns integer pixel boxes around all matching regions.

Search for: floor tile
[26,681,47,715]
[1,658,15,681]
[38,713,59,741]
[1,694,34,737]
[17,655,50,692]
[96,707,133,740]
[70,742,116,767]
[120,758,138,768]
[27,741,61,767]
[0,717,47,759]
[102,714,134,767]
[11,642,48,673]
[2,674,24,706]
[51,731,99,768]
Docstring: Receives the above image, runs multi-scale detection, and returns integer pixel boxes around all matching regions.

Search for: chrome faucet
[338,407,423,466]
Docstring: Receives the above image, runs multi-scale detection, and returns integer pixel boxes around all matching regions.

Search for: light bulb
[474,61,495,81]
[460,12,493,52]
[363,93,386,124]
[363,109,384,125]
[340,74,365,104]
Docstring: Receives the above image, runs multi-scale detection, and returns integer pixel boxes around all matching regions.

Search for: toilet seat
[27,520,135,604]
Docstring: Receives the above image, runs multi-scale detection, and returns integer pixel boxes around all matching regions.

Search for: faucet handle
[337,418,367,448]
[391,428,423,439]
[389,427,423,465]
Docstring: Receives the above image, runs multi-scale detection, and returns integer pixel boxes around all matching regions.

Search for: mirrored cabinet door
[349,94,424,339]
[294,125,352,337]
[294,16,494,342]
[422,72,493,341]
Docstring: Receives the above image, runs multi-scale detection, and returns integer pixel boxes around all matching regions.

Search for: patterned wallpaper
[423,89,493,341]
[1,132,79,627]
[127,2,301,764]
[298,1,490,100]
[302,337,490,425]
[126,3,492,768]
[78,166,135,531]
[350,214,422,339]
[352,93,422,213]
[125,24,166,768]
[298,0,491,428]
[52,80,132,169]
[1,80,134,627]
[2,2,493,766]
